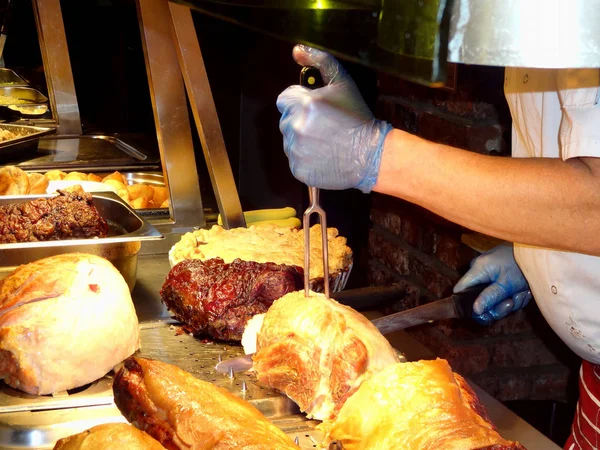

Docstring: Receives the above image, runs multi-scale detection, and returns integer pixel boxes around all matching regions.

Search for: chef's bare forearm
[374,129,600,256]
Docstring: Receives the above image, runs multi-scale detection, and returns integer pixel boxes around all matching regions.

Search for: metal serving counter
[132,253,562,450]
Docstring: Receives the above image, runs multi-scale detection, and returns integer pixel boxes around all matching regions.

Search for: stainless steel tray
[0,69,28,87]
[0,86,48,106]
[0,123,55,158]
[0,321,324,449]
[0,191,164,290]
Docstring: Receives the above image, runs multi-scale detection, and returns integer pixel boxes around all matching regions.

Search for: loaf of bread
[0,253,140,395]
[53,423,166,450]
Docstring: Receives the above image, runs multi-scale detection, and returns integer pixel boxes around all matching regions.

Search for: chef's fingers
[473,311,495,326]
[453,267,493,294]
[292,44,346,85]
[471,283,512,316]
[489,298,515,320]
[511,290,532,311]
[277,85,311,115]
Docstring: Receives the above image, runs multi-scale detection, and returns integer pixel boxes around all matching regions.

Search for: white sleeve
[558,69,600,160]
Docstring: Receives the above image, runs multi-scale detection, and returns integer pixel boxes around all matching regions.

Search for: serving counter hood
[177,0,600,86]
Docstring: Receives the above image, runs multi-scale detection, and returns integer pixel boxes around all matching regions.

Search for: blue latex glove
[276,45,393,193]
[454,244,532,326]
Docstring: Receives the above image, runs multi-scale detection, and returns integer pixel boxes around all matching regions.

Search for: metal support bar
[168,2,246,229]
[136,0,205,232]
[32,0,82,135]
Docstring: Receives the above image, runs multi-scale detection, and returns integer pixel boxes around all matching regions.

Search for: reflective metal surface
[169,3,246,229]
[32,0,81,134]
[136,0,206,233]
[179,0,600,86]
[0,69,28,87]
[0,87,48,106]
[448,0,600,68]
[0,192,163,290]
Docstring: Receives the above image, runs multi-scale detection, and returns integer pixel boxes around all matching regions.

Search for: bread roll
[63,171,88,181]
[86,173,102,182]
[27,172,49,194]
[0,166,29,195]
[0,253,140,395]
[53,423,166,450]
[45,169,66,181]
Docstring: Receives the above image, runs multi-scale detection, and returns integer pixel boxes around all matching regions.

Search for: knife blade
[214,284,486,373]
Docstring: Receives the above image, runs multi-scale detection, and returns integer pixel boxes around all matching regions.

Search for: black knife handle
[300,66,324,90]
[451,284,488,319]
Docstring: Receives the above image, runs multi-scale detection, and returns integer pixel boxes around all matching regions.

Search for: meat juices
[0,190,108,243]
[160,258,303,341]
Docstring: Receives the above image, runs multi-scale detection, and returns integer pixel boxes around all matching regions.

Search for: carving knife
[215,284,486,373]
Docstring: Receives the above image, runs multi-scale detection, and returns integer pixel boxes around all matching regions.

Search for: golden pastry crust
[169,224,352,279]
[53,423,166,450]
[321,359,526,450]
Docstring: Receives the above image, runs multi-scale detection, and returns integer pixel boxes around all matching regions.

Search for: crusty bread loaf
[0,253,140,395]
[53,423,166,450]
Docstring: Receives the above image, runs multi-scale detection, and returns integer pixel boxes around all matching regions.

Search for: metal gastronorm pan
[0,68,28,87]
[0,123,55,158]
[0,191,164,290]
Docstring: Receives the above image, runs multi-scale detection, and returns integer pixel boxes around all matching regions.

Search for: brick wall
[368,66,579,402]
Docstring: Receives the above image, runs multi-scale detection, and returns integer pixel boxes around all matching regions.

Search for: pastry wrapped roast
[0,253,140,394]
[168,224,353,292]
[53,423,166,450]
[243,290,402,421]
[322,359,527,450]
[113,356,299,450]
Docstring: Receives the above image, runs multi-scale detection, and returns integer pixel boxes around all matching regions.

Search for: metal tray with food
[0,68,28,87]
[0,191,163,290]
[0,86,48,106]
[0,123,55,157]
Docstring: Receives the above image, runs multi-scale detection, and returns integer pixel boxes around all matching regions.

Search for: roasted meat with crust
[160,258,303,341]
[244,290,402,421]
[113,356,300,450]
[0,190,108,243]
[321,359,527,450]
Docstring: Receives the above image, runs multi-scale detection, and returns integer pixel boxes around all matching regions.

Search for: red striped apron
[565,361,600,450]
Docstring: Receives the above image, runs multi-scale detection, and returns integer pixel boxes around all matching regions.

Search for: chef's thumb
[292,44,346,85]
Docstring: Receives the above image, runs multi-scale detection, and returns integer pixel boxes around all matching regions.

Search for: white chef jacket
[505,67,600,364]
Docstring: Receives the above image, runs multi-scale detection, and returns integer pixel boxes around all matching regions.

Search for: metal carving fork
[300,66,330,298]
[303,186,330,298]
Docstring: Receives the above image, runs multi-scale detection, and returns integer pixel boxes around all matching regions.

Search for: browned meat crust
[160,258,303,341]
[0,190,108,243]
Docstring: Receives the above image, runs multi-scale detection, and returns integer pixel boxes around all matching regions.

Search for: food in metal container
[113,356,300,450]
[168,224,353,291]
[0,127,17,142]
[322,359,526,449]
[38,169,169,209]
[243,290,401,421]
[0,253,140,395]
[53,423,166,450]
[0,189,108,243]
[0,94,31,105]
[160,257,303,341]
